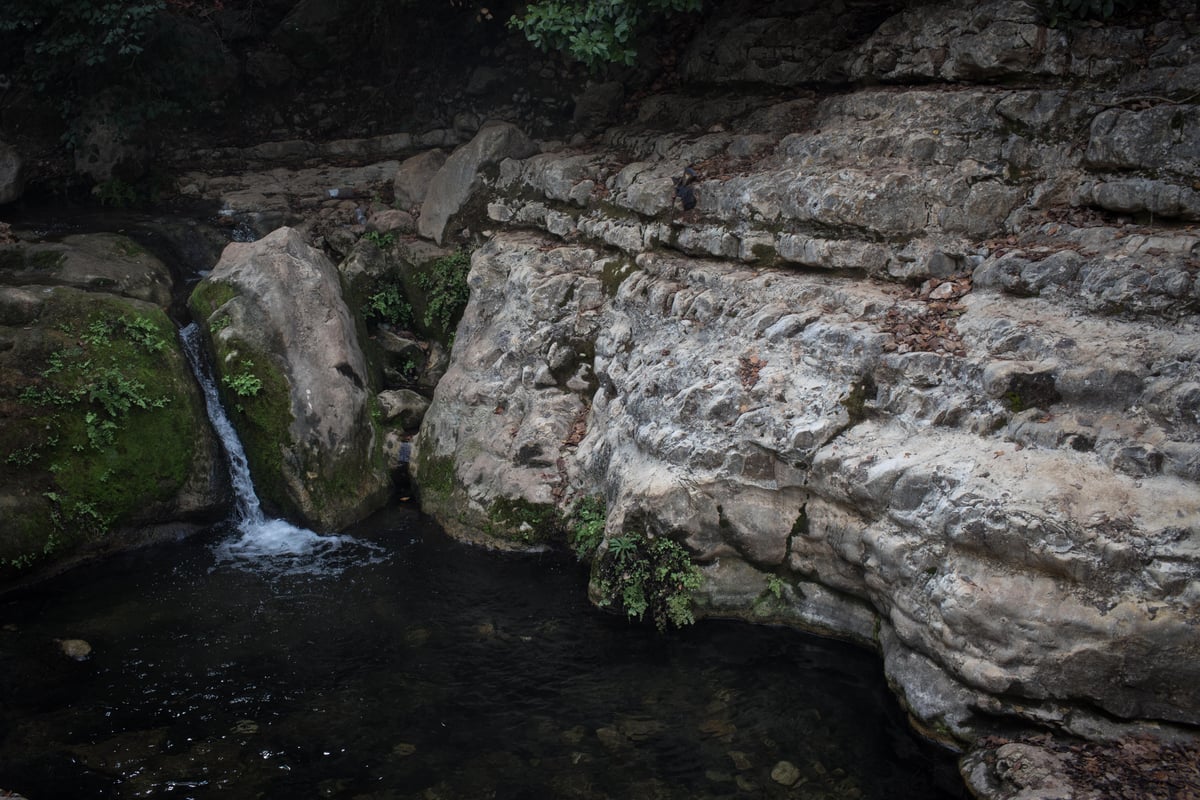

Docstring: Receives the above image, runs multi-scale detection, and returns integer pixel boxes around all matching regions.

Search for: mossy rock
[0,288,216,577]
[486,496,563,546]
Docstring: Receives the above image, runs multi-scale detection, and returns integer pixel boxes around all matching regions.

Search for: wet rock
[367,209,415,235]
[377,389,430,430]
[0,234,173,307]
[770,760,801,787]
[245,50,295,89]
[572,81,624,134]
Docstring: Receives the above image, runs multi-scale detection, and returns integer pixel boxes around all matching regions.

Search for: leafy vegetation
[94,177,140,208]
[509,0,703,68]
[363,230,396,249]
[0,0,167,91]
[594,530,702,631]
[417,250,472,341]
[363,278,414,329]
[222,360,263,398]
[569,495,606,559]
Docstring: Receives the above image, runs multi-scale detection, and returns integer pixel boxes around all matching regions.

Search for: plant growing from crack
[594,530,701,631]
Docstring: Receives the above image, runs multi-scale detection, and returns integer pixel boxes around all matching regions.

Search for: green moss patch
[486,496,562,546]
[209,335,294,515]
[0,289,203,573]
[188,279,238,319]
[600,257,637,298]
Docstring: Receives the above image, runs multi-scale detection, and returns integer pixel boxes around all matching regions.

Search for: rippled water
[0,507,966,799]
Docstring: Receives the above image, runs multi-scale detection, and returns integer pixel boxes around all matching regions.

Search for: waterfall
[179,323,380,575]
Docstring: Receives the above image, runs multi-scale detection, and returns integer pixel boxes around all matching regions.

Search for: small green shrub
[94,178,139,208]
[363,230,395,249]
[509,0,703,68]
[594,530,702,631]
[570,495,606,559]
[363,280,413,329]
[417,250,472,339]
[222,360,263,398]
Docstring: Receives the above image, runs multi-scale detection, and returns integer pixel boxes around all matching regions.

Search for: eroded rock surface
[416,232,1200,742]
[411,0,1200,775]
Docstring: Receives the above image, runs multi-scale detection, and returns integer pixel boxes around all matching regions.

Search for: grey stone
[573,81,624,134]
[195,227,390,531]
[1086,179,1200,221]
[245,50,295,88]
[418,122,538,244]
[0,234,173,307]
[57,638,92,661]
[366,209,415,235]
[377,388,430,430]
[1086,106,1200,177]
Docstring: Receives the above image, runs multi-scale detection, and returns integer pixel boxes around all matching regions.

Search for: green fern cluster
[595,530,702,631]
[417,250,472,340]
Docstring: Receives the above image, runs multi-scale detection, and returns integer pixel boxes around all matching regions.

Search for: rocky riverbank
[2,0,1199,796]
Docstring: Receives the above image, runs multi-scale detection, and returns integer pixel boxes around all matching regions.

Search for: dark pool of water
[0,506,966,800]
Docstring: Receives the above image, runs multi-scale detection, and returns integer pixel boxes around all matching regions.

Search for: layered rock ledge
[404,0,1200,791]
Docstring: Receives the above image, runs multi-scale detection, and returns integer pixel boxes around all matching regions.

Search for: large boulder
[417,122,538,245]
[189,227,390,531]
[0,285,224,579]
[0,140,25,205]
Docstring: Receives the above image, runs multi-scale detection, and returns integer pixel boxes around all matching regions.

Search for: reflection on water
[0,506,966,800]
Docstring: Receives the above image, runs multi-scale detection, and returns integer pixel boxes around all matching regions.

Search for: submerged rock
[56,638,92,661]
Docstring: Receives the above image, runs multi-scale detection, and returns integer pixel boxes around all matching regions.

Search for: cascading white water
[179,323,379,574]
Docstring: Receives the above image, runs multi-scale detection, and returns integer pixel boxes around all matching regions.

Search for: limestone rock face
[415,228,1200,740]
[191,227,389,531]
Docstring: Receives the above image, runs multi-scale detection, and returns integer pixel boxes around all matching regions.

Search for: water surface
[0,508,965,799]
